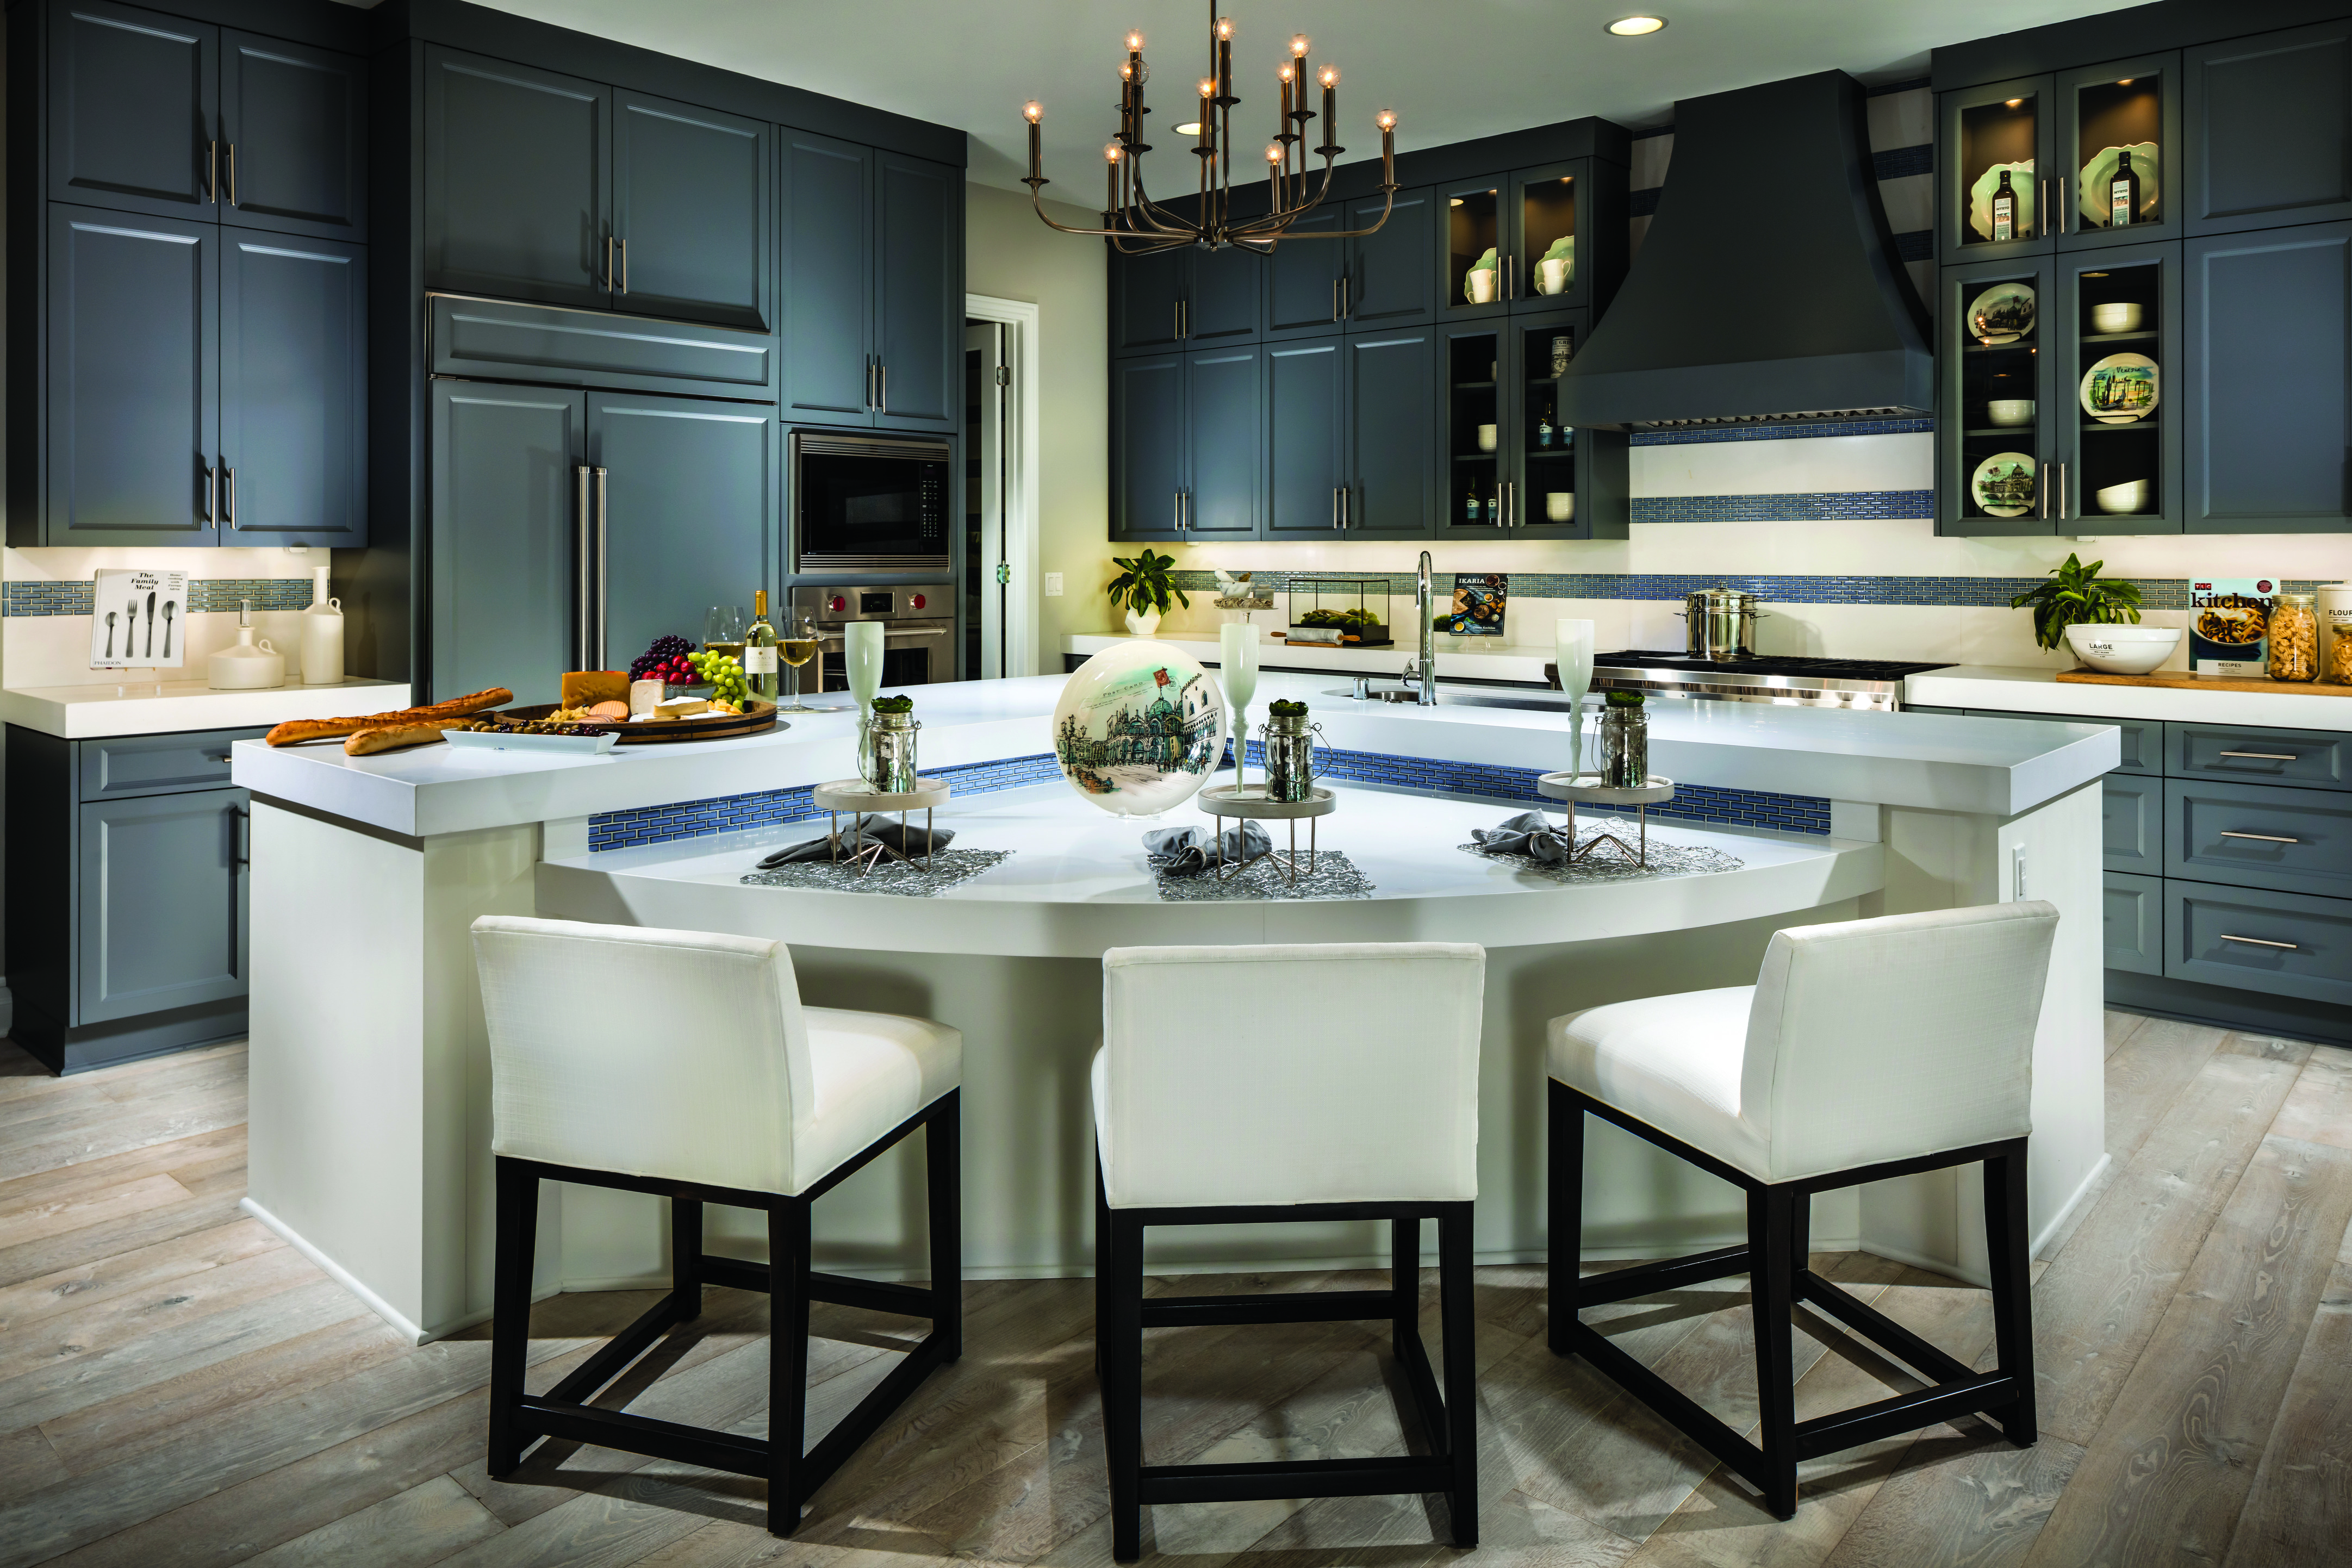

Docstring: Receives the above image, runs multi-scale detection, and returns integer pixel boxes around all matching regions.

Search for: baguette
[266,688,512,748]
[344,717,475,756]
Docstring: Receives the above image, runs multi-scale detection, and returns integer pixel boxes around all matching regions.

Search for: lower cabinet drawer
[2169,721,2350,792]
[2168,779,2352,899]
[2165,878,2352,1007]
[2104,774,2163,873]
[2104,871,2163,975]
[79,727,266,801]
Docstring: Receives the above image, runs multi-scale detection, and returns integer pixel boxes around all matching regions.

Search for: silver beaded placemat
[1153,849,1374,901]
[740,848,1012,897]
[1459,831,1745,883]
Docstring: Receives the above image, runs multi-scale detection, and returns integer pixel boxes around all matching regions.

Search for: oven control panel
[789,584,952,626]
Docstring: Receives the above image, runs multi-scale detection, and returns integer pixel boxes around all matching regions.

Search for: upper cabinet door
[220,32,366,242]
[1345,327,1435,536]
[1938,252,2059,537]
[1505,162,1588,311]
[220,231,366,547]
[1438,172,1508,321]
[422,47,612,310]
[1940,75,2057,260]
[1111,352,1186,540]
[1346,187,1433,331]
[2183,222,2352,532]
[613,91,770,331]
[47,0,219,222]
[1184,344,1262,537]
[1112,246,1187,355]
[2056,54,2182,251]
[1265,337,1346,536]
[2186,20,2352,238]
[873,151,960,432]
[44,204,219,547]
[1264,203,1348,338]
[779,129,873,426]
[1187,244,1262,343]
[2055,239,2180,532]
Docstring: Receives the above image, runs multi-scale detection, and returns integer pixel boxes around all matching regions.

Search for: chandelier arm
[1025,185,1191,249]
[1228,153,1344,238]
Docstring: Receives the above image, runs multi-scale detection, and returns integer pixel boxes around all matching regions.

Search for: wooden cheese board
[497,699,782,743]
[2055,669,2352,696]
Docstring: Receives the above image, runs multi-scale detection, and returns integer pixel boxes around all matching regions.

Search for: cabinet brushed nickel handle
[1174,490,1184,531]
[2038,178,2049,238]
[1179,299,1187,338]
[206,751,233,763]
[575,465,593,669]
[1331,487,1341,528]
[203,464,217,524]
[616,237,626,294]
[207,140,218,204]
[1343,486,1353,528]
[2219,933,2299,950]
[1332,278,1341,322]
[2219,750,2298,761]
[2220,830,2301,844]
[232,804,249,868]
[223,143,237,206]
[594,466,609,669]
[877,362,887,414]
[1342,277,1351,317]
[223,466,237,528]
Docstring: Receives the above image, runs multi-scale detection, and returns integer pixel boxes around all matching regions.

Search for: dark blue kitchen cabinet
[1265,203,1349,339]
[1345,188,1435,331]
[1189,244,1263,343]
[220,228,365,546]
[46,0,217,221]
[423,47,612,309]
[613,91,770,331]
[430,381,587,706]
[2104,772,2163,872]
[43,203,219,546]
[589,393,780,669]
[1111,353,1187,542]
[2103,872,2164,975]
[1348,328,1438,536]
[874,151,960,432]
[2183,221,2352,531]
[2186,20,2352,237]
[78,788,248,1025]
[1185,345,1264,538]
[1266,337,1346,535]
[221,29,366,242]
[1111,242,1262,353]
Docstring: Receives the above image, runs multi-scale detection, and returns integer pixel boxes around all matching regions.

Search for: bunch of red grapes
[629,634,696,685]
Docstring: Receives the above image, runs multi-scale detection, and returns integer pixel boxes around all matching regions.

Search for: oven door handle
[815,624,951,644]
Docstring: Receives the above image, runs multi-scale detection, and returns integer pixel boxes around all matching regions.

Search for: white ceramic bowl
[2064,623,2179,675]
[2090,301,2144,333]
[2095,478,2151,514]
[1987,398,2036,426]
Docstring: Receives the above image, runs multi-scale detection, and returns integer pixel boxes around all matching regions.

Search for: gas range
[1590,651,1951,712]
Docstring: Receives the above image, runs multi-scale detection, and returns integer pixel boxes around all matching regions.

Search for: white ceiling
[470,0,2142,191]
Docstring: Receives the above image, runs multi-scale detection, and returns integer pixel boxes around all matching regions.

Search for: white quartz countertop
[537,782,1884,958]
[0,678,412,739]
[1065,631,1553,683]
[1906,665,2352,730]
[233,671,2120,839]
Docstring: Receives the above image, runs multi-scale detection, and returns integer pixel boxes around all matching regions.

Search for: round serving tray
[499,699,780,744]
[812,777,952,813]
[1536,771,1676,806]
[1198,783,1337,819]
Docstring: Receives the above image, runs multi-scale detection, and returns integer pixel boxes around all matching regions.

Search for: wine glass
[1555,618,1595,779]
[1219,621,1260,790]
[703,605,746,661]
[775,613,823,713]
[845,620,886,781]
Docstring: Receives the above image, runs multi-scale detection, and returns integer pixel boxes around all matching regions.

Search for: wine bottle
[1990,167,2017,241]
[743,589,781,701]
[1538,402,1555,450]
[1464,486,1479,525]
[2109,149,2139,228]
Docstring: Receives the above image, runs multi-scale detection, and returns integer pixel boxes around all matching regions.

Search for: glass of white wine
[776,612,823,713]
[703,605,746,662]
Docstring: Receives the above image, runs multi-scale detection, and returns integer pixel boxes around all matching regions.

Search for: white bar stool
[471,915,962,1536]
[1546,901,2059,1518]
[1094,942,1486,1562]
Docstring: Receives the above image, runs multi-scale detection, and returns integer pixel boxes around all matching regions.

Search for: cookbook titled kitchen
[89,569,189,669]
[2189,576,2277,679]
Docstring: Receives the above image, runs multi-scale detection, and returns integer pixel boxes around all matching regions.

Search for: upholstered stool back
[472,915,814,1196]
[1741,901,2058,1182]
[1098,942,1485,1209]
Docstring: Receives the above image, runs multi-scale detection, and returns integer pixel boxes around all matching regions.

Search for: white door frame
[964,291,1041,677]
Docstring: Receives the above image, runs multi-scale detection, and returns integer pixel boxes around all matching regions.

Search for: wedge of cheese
[652,695,709,721]
[562,670,630,709]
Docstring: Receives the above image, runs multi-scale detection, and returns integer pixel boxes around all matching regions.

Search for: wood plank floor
[1,1011,2347,1568]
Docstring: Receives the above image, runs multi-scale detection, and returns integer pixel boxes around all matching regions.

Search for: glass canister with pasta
[2321,583,2352,685]
[2269,594,2319,681]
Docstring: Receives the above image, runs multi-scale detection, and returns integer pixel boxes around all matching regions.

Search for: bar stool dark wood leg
[1985,1147,2037,1446]
[1107,1208,1147,1564]
[1749,1186,1801,1519]
[1547,1079,1583,1355]
[1391,1216,1419,1363]
[767,1200,813,1535]
[928,1092,963,1361]
[672,1199,702,1324]
[488,1161,538,1478]
[1439,1205,1479,1546]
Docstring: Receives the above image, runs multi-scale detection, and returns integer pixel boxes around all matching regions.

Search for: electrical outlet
[2012,844,2028,900]
[1043,573,1063,597]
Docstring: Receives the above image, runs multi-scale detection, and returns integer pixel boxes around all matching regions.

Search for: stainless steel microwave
[790,431,950,573]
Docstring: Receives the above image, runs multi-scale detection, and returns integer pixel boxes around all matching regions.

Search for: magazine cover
[1445,574,1508,638]
[2188,577,2277,678]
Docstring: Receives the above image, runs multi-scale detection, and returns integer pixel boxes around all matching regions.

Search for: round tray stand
[810,778,952,878]
[1196,784,1339,884]
[1534,773,1677,868]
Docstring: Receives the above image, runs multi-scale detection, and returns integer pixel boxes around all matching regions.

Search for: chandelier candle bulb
[1377,109,1397,184]
[1320,64,1338,148]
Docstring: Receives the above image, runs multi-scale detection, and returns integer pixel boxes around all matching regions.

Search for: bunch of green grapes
[687,649,749,704]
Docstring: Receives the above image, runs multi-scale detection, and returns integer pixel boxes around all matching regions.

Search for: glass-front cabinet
[1940,256,2057,534]
[1944,77,2054,259]
[1443,324,1503,526]
[1441,308,1623,539]
[2059,54,2183,248]
[1440,175,1507,322]
[1439,158,1617,325]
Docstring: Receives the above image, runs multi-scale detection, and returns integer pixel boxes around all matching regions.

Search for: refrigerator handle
[594,466,610,669]
[575,465,593,669]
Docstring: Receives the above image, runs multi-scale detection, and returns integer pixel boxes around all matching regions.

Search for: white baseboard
[2032,1151,2113,1260]
[1857,1239,1990,1289]
[240,1195,497,1345]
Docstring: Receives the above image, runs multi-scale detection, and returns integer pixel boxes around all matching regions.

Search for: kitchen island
[233,671,2117,1342]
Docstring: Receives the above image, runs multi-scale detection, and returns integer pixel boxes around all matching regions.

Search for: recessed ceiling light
[1174,121,1203,135]
[1607,15,1666,36]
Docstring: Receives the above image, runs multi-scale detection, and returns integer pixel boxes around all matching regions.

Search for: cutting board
[2055,668,2352,696]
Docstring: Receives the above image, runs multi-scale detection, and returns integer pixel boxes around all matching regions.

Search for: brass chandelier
[1019,4,1398,253]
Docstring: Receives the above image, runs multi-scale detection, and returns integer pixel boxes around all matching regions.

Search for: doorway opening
[961,295,1038,677]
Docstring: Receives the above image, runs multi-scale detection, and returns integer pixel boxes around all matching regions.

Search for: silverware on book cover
[104,611,116,657]
[161,600,176,658]
[145,590,156,658]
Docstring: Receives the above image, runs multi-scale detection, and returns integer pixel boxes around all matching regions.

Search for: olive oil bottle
[1990,167,2018,241]
[2108,149,2140,228]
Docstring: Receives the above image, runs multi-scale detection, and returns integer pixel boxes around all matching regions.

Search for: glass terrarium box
[1289,577,1395,646]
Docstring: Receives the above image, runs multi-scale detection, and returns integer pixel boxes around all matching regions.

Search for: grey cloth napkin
[1143,822,1271,876]
[1470,811,1577,864]
[757,814,956,868]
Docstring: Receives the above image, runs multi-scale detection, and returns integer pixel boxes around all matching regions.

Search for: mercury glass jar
[2269,593,2319,682]
[1599,703,1649,787]
[1261,710,1323,802]
[859,708,923,792]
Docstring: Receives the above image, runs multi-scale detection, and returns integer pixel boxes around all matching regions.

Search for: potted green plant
[1106,547,1190,637]
[2009,552,2144,651]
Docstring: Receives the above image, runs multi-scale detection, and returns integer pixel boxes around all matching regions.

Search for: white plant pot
[1124,606,1162,637]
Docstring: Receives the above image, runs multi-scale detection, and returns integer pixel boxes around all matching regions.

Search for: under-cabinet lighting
[1607,15,1666,36]
[2005,97,2023,107]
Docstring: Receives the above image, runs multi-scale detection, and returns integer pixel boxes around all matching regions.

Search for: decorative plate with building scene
[1052,642,1228,816]
[2080,353,2158,423]
[1966,280,2036,344]
[1970,451,2039,518]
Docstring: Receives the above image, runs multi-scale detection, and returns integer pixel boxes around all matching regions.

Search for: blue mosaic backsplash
[4,578,316,617]
[590,746,1831,853]
[1175,570,2323,612]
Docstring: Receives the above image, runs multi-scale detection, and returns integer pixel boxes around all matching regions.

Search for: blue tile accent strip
[587,752,1066,853]
[4,578,316,617]
[1633,490,1934,522]
[1872,144,1933,181]
[1629,186,1662,218]
[1630,416,1934,444]
[1163,570,2309,610]
[1893,229,1933,262]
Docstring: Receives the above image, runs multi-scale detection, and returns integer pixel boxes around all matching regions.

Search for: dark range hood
[1557,71,1931,430]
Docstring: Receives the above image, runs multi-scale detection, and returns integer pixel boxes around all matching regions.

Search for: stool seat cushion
[1548,987,1769,1181]
[795,1009,963,1194]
